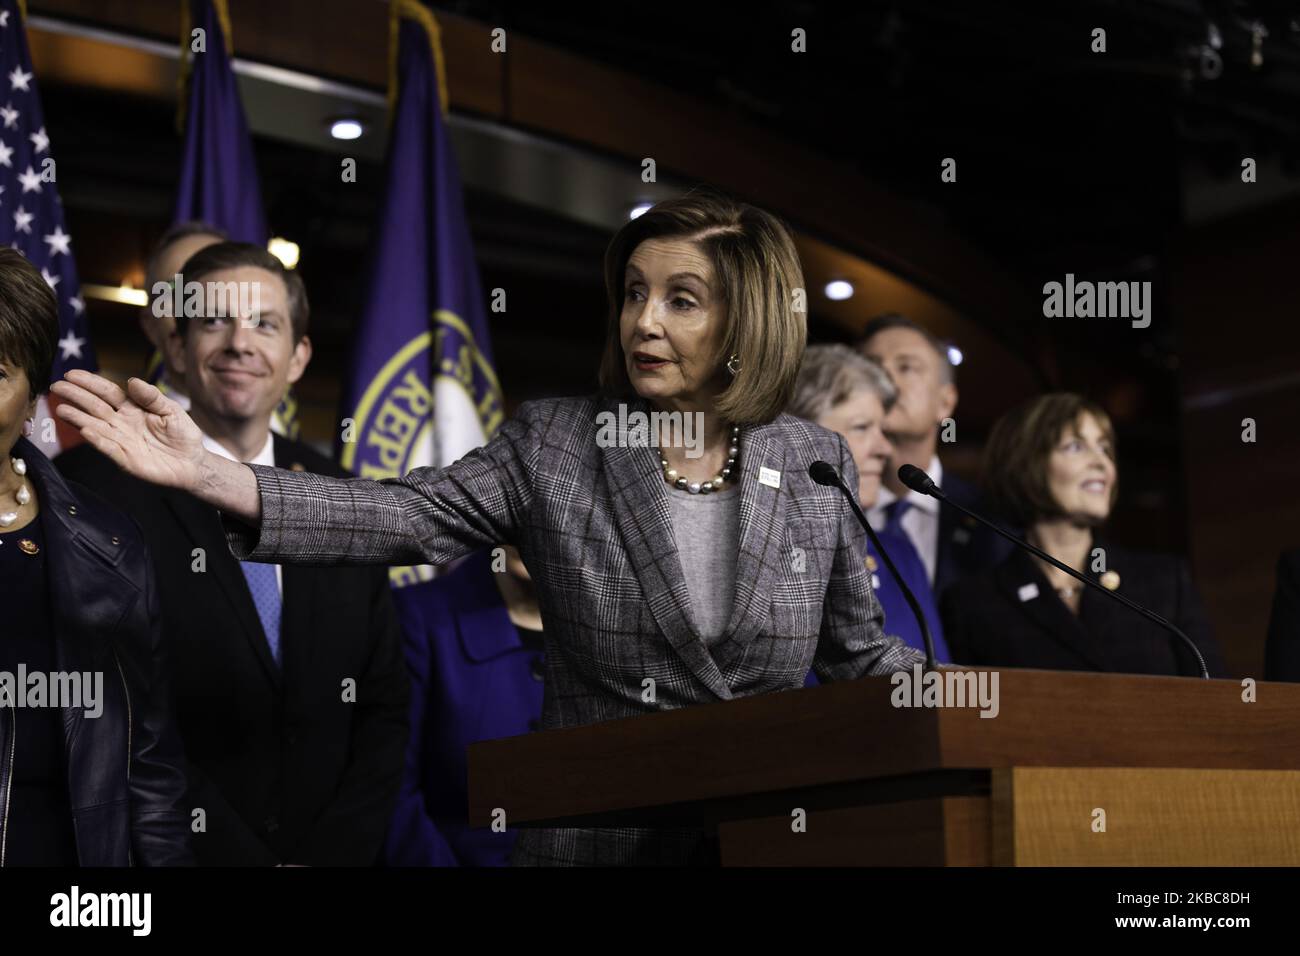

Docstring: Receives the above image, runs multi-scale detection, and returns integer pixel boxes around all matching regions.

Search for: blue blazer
[384,551,543,866]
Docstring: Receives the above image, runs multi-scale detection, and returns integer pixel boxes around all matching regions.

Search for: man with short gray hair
[858,314,1011,603]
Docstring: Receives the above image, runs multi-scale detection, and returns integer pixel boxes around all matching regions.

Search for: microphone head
[898,463,939,497]
[808,460,842,488]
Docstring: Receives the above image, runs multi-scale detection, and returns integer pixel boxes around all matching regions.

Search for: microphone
[897,464,1210,679]
[809,461,937,671]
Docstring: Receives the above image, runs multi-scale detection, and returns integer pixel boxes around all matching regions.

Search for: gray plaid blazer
[225,393,923,865]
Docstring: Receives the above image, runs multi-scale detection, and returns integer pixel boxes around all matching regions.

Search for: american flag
[0,0,94,457]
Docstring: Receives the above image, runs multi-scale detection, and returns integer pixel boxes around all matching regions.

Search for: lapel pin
[758,466,781,489]
[290,462,306,472]
[865,554,878,573]
[1100,570,1120,591]
[18,538,39,555]
[1017,582,1039,602]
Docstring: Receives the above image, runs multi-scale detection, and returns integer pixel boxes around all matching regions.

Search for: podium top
[468,670,1300,827]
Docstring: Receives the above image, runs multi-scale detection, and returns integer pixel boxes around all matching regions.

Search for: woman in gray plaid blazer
[55,192,924,866]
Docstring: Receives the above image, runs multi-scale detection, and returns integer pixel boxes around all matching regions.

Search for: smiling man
[57,242,409,866]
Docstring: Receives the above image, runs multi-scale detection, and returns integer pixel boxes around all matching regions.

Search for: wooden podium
[468,670,1300,865]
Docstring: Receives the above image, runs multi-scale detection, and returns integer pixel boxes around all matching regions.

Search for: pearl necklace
[660,425,739,495]
[0,456,30,527]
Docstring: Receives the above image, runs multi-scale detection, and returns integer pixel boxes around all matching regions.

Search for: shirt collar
[876,454,942,516]
[202,430,275,467]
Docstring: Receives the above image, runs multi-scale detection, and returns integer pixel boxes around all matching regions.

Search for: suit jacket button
[111,535,120,546]
[67,505,77,516]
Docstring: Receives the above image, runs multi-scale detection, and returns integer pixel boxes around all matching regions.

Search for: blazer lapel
[995,549,1112,671]
[162,489,281,689]
[598,396,732,701]
[710,423,788,671]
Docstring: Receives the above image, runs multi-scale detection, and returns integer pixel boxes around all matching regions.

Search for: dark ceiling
[443,0,1300,283]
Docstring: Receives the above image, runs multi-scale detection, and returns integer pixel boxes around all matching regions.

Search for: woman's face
[817,388,892,508]
[0,357,36,459]
[1045,412,1116,525]
[620,238,728,413]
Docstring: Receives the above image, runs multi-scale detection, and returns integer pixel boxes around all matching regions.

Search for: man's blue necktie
[882,498,912,536]
[239,561,282,667]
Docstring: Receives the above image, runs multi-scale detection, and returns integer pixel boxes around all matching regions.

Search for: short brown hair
[597,189,806,424]
[173,241,309,342]
[983,392,1119,526]
[0,247,59,400]
[858,313,955,385]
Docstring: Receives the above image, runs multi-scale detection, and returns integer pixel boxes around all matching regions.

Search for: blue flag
[340,2,503,586]
[0,0,95,456]
[173,0,267,242]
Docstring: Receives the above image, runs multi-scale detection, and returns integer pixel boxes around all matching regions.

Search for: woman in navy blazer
[940,393,1224,677]
[384,548,544,866]
[788,344,949,667]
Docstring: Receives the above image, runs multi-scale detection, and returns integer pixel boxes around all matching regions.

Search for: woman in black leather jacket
[0,247,191,866]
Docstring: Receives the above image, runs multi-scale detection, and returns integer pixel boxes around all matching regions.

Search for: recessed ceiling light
[329,118,364,141]
[824,280,854,301]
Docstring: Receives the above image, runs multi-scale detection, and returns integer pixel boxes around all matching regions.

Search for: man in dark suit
[58,241,408,865]
[1265,549,1300,682]
[858,314,1012,601]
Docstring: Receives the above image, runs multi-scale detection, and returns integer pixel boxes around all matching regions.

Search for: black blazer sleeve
[1265,550,1300,682]
[124,527,196,866]
[1172,557,1227,678]
[290,568,410,865]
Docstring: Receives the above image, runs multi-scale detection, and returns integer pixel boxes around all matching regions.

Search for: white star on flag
[69,295,84,315]
[41,266,60,290]
[0,103,16,128]
[57,331,85,360]
[0,139,10,166]
[28,126,47,153]
[8,66,30,92]
[18,164,40,193]
[43,225,70,256]
[12,204,32,232]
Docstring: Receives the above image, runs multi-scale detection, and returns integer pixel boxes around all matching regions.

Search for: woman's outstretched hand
[52,370,206,493]
[51,370,263,523]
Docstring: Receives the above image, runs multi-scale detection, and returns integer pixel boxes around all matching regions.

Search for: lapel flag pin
[1017,582,1039,602]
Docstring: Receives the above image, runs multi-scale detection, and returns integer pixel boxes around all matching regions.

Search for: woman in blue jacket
[384,546,543,866]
